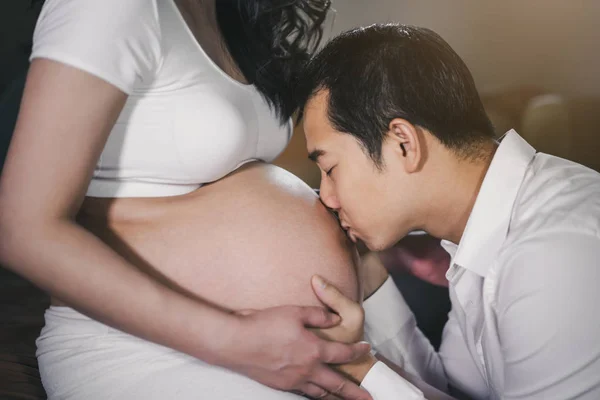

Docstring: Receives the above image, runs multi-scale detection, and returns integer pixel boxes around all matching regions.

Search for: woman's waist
[65,163,357,312]
[74,198,233,305]
[78,162,271,224]
[76,161,304,230]
[71,171,314,310]
[86,179,203,199]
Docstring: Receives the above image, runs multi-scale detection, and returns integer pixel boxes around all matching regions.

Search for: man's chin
[358,236,393,254]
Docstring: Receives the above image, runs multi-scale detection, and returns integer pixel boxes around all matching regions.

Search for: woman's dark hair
[298,24,495,166]
[216,0,332,124]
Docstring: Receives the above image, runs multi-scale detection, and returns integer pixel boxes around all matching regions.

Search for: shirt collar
[448,130,536,277]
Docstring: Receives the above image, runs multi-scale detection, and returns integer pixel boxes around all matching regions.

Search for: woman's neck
[175,0,248,84]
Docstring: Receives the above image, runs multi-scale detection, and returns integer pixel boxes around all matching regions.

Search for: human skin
[76,162,361,312]
[0,58,371,399]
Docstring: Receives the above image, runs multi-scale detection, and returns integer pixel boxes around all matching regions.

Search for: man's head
[298,24,496,250]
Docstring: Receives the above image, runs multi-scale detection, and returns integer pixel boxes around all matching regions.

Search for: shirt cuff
[361,361,425,400]
[363,276,414,347]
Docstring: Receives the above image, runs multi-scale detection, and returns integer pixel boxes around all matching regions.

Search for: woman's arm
[0,59,371,399]
[0,58,232,359]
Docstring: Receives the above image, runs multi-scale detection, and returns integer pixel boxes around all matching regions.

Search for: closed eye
[326,166,336,176]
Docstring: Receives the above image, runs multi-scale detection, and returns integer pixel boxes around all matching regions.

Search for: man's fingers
[298,383,329,399]
[319,340,371,364]
[311,366,373,400]
[300,306,342,328]
[311,275,356,314]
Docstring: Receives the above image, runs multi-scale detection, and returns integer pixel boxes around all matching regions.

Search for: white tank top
[31,0,293,198]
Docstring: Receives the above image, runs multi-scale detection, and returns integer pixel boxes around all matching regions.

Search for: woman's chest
[97,0,292,185]
[102,84,290,184]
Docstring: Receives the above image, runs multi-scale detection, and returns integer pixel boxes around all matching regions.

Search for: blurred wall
[329,1,600,97]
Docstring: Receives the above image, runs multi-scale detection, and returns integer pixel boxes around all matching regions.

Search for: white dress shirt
[362,130,600,399]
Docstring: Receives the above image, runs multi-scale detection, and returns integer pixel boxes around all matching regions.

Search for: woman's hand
[226,305,373,400]
[311,275,378,385]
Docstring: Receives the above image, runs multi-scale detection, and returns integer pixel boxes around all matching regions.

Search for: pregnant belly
[75,163,360,312]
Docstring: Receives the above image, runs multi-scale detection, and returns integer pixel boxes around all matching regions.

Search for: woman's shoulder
[31,0,163,94]
[35,0,161,31]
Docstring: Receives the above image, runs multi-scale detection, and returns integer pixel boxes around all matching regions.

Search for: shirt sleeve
[496,233,600,399]
[30,0,162,94]
[363,276,449,392]
[360,361,425,400]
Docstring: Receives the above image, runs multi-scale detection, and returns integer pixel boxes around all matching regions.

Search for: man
[301,24,600,399]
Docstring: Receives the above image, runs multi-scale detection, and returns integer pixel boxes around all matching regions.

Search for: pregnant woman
[37,162,365,399]
[0,0,371,398]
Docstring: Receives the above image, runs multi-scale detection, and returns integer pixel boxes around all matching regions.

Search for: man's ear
[386,118,423,173]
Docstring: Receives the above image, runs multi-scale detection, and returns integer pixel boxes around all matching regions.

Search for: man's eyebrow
[308,149,325,162]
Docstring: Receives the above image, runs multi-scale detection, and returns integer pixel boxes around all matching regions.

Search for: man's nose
[319,178,341,211]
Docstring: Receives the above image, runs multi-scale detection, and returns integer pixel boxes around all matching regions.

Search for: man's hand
[311,275,378,385]
[225,305,373,400]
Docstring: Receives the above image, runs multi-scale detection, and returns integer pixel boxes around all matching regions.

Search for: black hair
[216,0,331,124]
[31,0,332,125]
[297,24,495,166]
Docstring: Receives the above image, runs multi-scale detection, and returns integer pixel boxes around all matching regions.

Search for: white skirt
[36,306,304,400]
